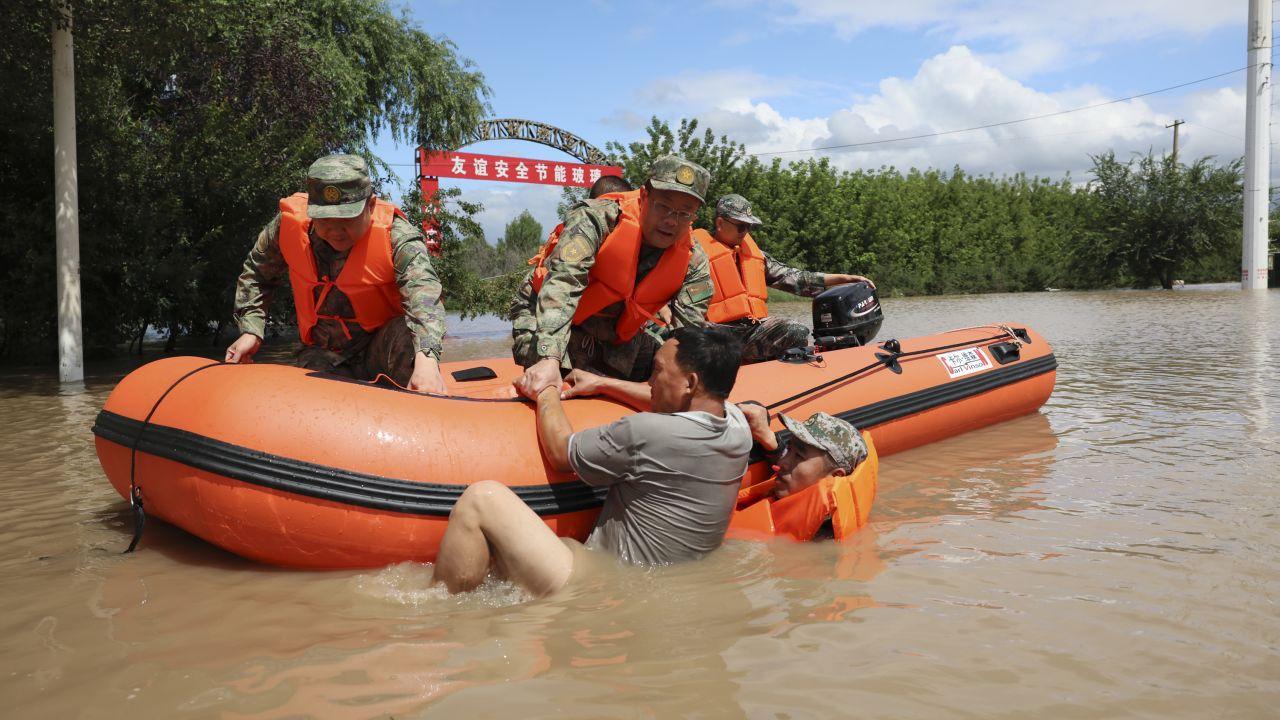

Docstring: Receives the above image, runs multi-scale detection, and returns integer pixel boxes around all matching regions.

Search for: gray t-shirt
[568,403,752,565]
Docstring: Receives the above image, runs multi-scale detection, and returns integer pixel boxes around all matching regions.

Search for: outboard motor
[811,281,883,350]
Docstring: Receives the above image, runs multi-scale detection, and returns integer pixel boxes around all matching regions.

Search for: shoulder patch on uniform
[555,233,594,264]
[682,280,714,302]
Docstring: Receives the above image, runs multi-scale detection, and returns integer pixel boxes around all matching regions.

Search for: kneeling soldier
[226,154,448,393]
[509,156,715,396]
[693,194,874,364]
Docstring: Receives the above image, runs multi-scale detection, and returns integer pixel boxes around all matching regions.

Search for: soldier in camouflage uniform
[700,194,875,364]
[226,155,449,393]
[510,156,715,396]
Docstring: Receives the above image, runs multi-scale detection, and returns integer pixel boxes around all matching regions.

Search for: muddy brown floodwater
[2,285,1277,718]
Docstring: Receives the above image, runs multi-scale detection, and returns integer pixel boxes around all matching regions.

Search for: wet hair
[671,326,743,400]
[589,174,632,198]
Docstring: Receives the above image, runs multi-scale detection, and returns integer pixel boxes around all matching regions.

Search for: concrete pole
[52,0,84,381]
[1166,119,1183,165]
[1243,0,1271,290]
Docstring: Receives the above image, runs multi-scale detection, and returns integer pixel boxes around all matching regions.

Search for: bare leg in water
[432,480,575,597]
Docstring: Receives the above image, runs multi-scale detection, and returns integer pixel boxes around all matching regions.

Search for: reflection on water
[2,288,1279,717]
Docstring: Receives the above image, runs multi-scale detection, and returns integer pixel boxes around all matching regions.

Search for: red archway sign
[416,147,623,252]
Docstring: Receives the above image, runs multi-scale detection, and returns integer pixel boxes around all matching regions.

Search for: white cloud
[635,46,1245,181]
[628,70,837,150]
[812,47,1243,177]
[636,70,820,108]
[769,0,1242,77]
[1181,87,1247,163]
[462,184,564,245]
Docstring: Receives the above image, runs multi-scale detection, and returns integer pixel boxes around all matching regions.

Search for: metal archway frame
[455,118,610,166]
[417,119,618,251]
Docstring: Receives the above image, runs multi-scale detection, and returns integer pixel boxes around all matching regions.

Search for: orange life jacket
[277,193,404,346]
[693,229,769,323]
[727,432,878,542]
[528,190,692,343]
[525,222,564,276]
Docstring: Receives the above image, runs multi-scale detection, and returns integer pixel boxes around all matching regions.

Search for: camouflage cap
[715,194,762,226]
[780,412,867,473]
[647,155,710,203]
[306,154,373,219]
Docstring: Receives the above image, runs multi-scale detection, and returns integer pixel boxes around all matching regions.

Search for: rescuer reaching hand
[227,155,448,394]
[693,193,874,364]
[509,156,716,398]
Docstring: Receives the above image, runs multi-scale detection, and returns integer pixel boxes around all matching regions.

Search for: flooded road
[2,286,1277,718]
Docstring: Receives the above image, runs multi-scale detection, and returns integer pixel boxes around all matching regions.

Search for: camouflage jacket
[512,197,713,372]
[232,212,445,360]
[761,251,827,298]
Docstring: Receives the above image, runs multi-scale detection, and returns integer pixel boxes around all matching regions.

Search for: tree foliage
[592,118,1242,301]
[1077,151,1242,289]
[2,15,1249,363]
[444,210,543,316]
[0,0,489,360]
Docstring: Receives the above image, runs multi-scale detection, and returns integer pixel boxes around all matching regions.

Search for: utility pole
[1166,119,1184,164]
[1243,0,1271,290]
[52,0,84,381]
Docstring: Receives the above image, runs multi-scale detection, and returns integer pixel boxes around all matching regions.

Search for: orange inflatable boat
[92,324,1055,568]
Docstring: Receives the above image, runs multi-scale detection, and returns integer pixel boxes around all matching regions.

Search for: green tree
[496,211,544,257]
[0,0,489,361]
[606,117,750,229]
[1080,151,1242,289]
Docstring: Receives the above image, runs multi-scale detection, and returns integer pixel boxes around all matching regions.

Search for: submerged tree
[0,0,489,361]
[1079,151,1242,289]
[441,209,544,299]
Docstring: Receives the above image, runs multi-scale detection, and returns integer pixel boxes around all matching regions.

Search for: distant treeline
[445,118,1247,318]
[613,120,1244,296]
[0,1,1252,363]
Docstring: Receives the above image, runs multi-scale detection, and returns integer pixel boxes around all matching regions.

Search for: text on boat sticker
[938,347,992,378]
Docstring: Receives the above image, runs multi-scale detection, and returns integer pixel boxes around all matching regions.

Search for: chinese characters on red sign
[418,150,622,188]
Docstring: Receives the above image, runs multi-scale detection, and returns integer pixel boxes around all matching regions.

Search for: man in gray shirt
[432,326,751,597]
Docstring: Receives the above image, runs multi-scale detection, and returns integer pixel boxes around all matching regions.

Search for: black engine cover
[811,281,883,350]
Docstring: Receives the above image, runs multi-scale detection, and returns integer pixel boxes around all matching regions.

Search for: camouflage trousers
[512,324,660,382]
[718,316,812,365]
[296,316,417,385]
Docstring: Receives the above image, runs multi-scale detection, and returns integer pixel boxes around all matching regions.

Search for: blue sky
[369,0,1252,242]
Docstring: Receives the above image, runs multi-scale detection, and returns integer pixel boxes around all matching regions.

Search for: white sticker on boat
[938,347,992,378]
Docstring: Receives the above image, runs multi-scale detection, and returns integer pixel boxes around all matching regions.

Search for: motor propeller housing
[811,281,883,350]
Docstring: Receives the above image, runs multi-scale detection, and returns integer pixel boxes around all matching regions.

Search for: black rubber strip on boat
[746,353,1057,463]
[93,409,609,516]
[93,353,1056,516]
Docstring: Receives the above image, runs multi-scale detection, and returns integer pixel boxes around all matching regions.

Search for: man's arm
[823,272,875,288]
[390,217,446,361]
[737,402,779,452]
[227,215,287,363]
[514,202,616,398]
[536,385,576,472]
[529,206,612,367]
[761,251,828,298]
[390,217,448,393]
[232,214,287,339]
[561,369,652,409]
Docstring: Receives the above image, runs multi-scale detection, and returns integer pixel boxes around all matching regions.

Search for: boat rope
[942,323,1028,347]
[763,328,1024,412]
[124,360,225,554]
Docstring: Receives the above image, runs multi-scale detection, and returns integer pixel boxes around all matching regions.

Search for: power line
[752,65,1252,157]
[822,121,1160,153]
[1186,121,1245,142]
